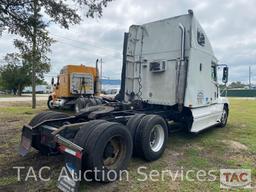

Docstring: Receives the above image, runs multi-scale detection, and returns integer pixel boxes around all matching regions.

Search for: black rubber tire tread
[88,122,132,182]
[73,120,107,149]
[29,111,56,126]
[135,115,168,161]
[82,98,87,108]
[47,98,54,110]
[77,121,132,182]
[88,98,97,106]
[42,111,69,121]
[75,98,84,113]
[126,113,146,155]
[81,98,96,110]
[74,121,112,173]
[95,98,102,105]
[134,115,153,157]
[41,112,70,126]
[218,105,229,128]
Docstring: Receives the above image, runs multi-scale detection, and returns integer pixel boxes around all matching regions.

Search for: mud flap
[19,125,33,156]
[56,135,83,192]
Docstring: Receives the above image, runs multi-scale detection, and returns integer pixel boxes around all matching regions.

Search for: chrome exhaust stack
[176,23,188,112]
[95,59,101,96]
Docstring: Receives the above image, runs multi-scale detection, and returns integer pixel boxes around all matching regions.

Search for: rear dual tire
[74,98,102,113]
[73,120,132,182]
[127,114,168,161]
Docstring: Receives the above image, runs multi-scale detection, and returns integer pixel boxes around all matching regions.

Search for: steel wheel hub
[149,124,165,152]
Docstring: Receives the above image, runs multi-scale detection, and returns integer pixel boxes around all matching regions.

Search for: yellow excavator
[48,61,103,113]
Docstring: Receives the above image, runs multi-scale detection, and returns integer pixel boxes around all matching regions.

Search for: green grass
[175,99,256,191]
[177,148,210,168]
[0,94,17,98]
[0,99,255,191]
[0,101,47,120]
[0,176,19,186]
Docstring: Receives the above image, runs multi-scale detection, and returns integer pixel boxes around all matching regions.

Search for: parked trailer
[19,10,229,192]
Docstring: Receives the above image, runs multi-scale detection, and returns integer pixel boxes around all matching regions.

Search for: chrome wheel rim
[221,109,227,124]
[75,104,80,113]
[103,136,125,169]
[149,124,165,152]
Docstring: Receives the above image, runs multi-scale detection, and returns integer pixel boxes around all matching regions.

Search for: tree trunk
[32,41,36,108]
[32,0,38,109]
[13,88,17,95]
[17,84,22,96]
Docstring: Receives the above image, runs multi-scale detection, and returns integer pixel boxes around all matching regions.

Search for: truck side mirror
[222,67,229,84]
[51,77,54,85]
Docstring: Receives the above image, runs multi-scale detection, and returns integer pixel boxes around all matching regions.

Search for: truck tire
[134,115,168,161]
[47,97,55,110]
[73,120,107,149]
[74,121,132,182]
[84,98,97,108]
[218,105,229,128]
[29,111,55,126]
[75,98,98,113]
[74,98,84,113]
[95,98,102,105]
[29,111,69,155]
[126,113,146,155]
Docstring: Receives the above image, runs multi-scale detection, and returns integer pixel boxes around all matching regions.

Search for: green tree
[0,53,29,95]
[0,53,48,95]
[228,81,246,89]
[0,0,112,108]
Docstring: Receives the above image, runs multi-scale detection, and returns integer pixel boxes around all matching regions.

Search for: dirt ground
[0,99,255,192]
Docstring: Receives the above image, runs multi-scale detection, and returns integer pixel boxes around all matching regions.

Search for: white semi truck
[19,10,229,192]
[119,9,229,133]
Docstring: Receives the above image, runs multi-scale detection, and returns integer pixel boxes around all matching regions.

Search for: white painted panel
[190,103,224,133]
[141,60,177,105]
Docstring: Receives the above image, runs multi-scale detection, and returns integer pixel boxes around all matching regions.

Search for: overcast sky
[0,0,255,84]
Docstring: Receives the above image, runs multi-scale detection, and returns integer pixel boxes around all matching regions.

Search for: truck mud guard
[19,121,85,192]
[19,125,34,156]
[55,135,83,192]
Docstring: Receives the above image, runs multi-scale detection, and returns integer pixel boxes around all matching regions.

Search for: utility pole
[249,66,251,89]
[100,58,103,91]
[31,0,38,108]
